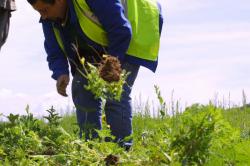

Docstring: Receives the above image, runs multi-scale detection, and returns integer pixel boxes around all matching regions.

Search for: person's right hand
[56,74,70,97]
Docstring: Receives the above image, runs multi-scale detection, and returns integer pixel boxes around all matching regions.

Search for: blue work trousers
[71,61,140,141]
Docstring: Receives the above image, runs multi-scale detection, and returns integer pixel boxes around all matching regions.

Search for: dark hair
[27,0,55,5]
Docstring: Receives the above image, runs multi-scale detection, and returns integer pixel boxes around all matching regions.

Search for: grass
[55,105,250,165]
[1,97,250,165]
[222,106,250,139]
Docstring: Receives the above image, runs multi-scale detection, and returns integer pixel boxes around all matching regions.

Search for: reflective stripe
[53,25,66,55]
[73,0,108,46]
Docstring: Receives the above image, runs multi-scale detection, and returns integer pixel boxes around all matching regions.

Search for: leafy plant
[154,85,168,118]
[1,90,250,165]
[83,61,129,101]
[70,44,130,101]
[43,106,62,127]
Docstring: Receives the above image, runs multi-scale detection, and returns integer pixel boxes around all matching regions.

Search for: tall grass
[1,87,250,165]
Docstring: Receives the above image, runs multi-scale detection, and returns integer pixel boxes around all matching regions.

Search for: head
[27,0,67,22]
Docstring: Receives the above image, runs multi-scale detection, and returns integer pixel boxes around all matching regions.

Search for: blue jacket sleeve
[41,20,69,80]
[85,0,132,61]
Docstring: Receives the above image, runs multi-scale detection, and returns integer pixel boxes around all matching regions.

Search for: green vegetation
[83,62,129,101]
[72,45,129,101]
[1,90,250,165]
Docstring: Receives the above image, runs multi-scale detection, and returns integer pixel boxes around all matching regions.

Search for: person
[0,0,16,51]
[26,0,163,149]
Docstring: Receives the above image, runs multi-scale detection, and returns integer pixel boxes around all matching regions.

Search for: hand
[56,74,70,97]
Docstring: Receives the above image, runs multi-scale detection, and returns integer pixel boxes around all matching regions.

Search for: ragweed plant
[71,44,130,101]
[84,62,129,101]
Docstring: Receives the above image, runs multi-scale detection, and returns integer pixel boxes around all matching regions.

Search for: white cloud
[166,30,250,45]
[133,64,250,110]
[161,22,250,45]
[161,0,209,15]
[0,89,74,117]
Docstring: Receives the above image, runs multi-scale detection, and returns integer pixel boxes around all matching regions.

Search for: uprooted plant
[69,44,130,101]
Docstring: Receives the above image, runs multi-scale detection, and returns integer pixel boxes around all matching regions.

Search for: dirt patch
[104,154,119,166]
[99,56,122,83]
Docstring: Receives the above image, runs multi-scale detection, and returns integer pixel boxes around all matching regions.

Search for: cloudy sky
[0,0,250,116]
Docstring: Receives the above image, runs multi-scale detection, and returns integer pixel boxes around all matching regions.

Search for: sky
[0,0,250,117]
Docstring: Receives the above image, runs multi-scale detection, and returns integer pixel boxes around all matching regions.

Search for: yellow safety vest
[53,0,160,61]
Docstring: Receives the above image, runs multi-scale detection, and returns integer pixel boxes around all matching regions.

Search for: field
[1,99,250,165]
